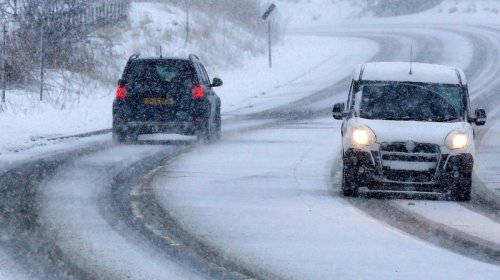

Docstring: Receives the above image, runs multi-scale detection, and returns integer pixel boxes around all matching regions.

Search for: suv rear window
[123,59,196,85]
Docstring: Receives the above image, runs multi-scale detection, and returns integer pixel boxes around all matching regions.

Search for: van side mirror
[211,77,223,87]
[332,103,345,120]
[475,108,487,126]
[118,79,127,86]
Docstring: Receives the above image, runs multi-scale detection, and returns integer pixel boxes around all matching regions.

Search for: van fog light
[358,166,366,174]
[454,171,460,178]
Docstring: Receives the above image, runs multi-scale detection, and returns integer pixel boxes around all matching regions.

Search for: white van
[333,62,487,201]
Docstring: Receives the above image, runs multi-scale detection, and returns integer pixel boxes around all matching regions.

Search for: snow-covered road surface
[41,145,205,279]
[150,24,500,278]
[153,119,500,279]
[3,14,500,280]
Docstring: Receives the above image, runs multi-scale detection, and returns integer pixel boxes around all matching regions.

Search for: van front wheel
[342,159,359,197]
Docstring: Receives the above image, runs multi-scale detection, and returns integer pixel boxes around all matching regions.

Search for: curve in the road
[5,22,500,279]
[122,24,500,277]
[0,146,110,279]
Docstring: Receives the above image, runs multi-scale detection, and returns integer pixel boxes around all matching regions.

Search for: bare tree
[1,0,130,86]
[184,0,189,47]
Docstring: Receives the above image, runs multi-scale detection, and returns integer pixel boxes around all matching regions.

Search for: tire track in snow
[110,157,278,280]
[0,145,111,279]
[40,145,208,280]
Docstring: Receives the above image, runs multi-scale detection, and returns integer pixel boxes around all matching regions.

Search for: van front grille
[379,142,441,182]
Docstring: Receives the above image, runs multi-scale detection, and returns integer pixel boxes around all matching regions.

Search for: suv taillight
[192,85,204,101]
[116,85,128,100]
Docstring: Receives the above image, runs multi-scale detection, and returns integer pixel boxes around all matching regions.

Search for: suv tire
[113,127,138,144]
[215,108,222,141]
[342,158,359,197]
[113,130,126,143]
[198,116,216,144]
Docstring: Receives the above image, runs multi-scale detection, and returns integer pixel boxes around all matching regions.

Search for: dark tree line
[365,0,444,17]
[0,0,130,85]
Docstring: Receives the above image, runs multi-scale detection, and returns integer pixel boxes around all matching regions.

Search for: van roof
[353,62,466,85]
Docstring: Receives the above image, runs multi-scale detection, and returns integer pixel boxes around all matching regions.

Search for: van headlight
[351,126,377,146]
[445,130,469,150]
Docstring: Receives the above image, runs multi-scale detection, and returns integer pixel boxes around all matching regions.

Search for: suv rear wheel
[215,108,221,141]
[198,115,217,144]
[113,127,138,143]
[112,130,126,143]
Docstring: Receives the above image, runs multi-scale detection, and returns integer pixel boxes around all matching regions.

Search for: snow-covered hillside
[277,0,371,30]
[110,2,266,76]
[279,0,500,30]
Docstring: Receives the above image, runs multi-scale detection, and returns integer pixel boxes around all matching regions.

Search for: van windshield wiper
[435,116,461,122]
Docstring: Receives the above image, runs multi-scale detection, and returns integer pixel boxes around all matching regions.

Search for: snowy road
[154,119,500,279]
[2,22,500,279]
[150,24,500,279]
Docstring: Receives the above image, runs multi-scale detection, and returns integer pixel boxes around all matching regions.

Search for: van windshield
[355,82,465,122]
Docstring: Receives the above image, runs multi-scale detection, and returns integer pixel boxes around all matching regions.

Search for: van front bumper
[343,148,473,192]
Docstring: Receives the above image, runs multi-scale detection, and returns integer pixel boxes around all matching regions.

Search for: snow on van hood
[354,118,470,145]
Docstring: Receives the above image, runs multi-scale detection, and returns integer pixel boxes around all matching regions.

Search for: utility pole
[268,21,272,68]
[1,24,6,103]
[40,20,44,102]
[261,4,276,69]
[184,0,190,48]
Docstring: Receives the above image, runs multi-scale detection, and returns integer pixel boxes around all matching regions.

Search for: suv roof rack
[188,54,200,62]
[128,53,140,61]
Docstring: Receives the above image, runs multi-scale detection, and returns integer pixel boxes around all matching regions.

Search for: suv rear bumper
[344,148,473,192]
[113,120,203,136]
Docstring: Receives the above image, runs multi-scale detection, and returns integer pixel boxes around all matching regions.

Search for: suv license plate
[144,97,175,105]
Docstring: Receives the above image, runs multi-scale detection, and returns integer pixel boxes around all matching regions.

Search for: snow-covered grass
[0,76,114,155]
[112,2,264,73]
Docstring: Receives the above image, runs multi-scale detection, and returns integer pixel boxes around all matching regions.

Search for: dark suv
[112,54,222,143]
